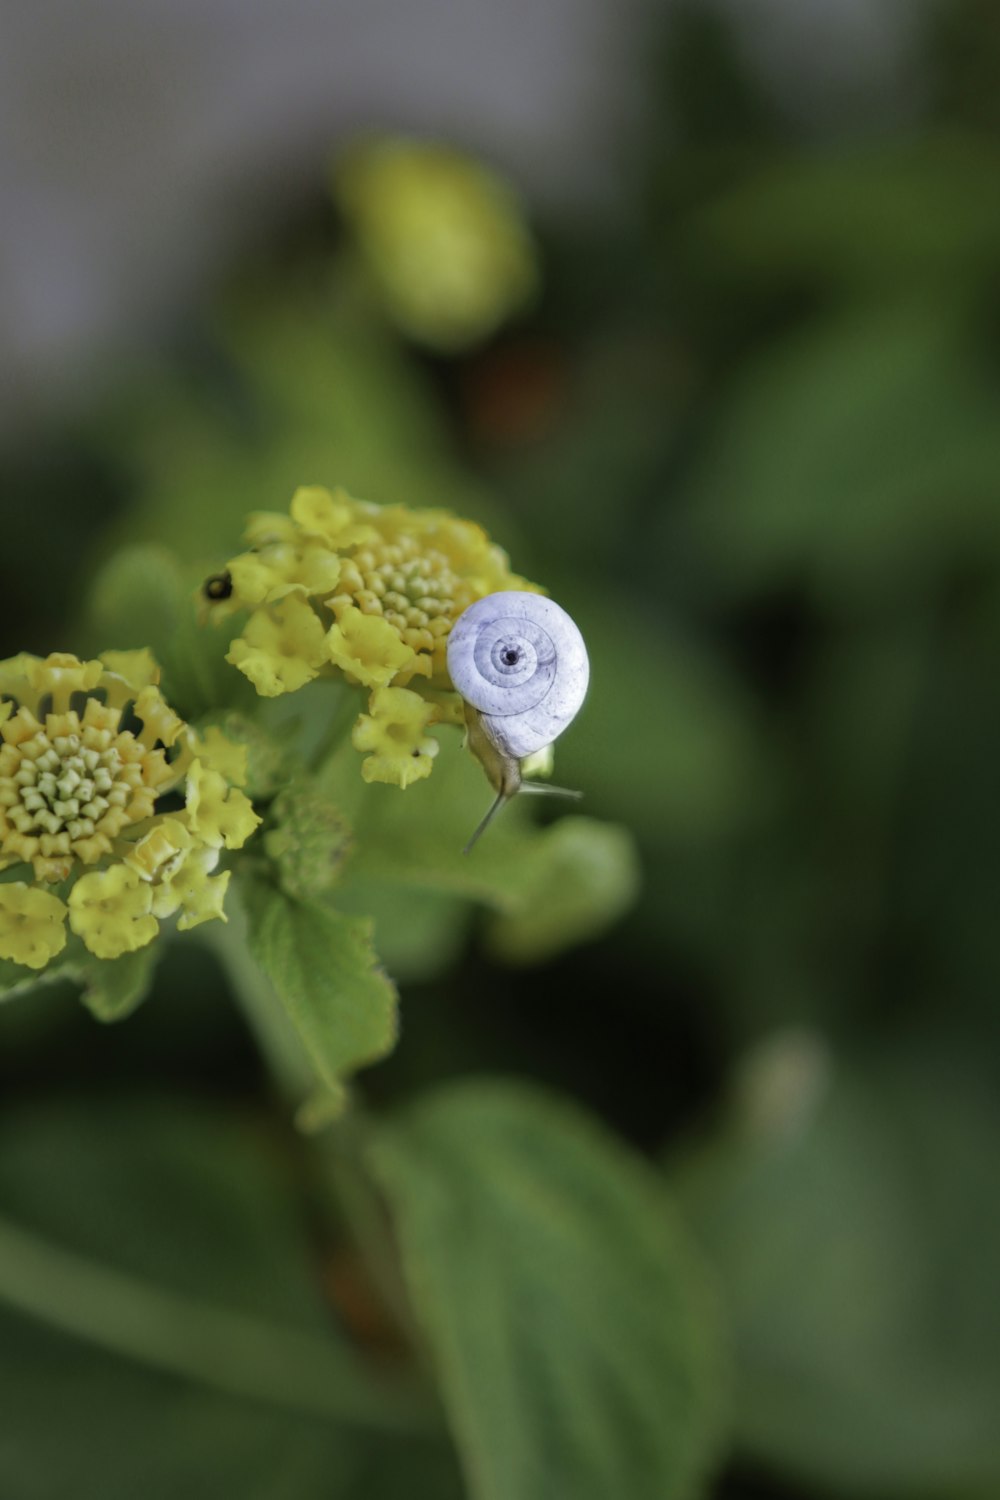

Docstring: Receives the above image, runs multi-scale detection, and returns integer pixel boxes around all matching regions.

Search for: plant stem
[0,1213,433,1432]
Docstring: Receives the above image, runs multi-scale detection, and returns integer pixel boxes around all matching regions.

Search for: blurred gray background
[1,0,919,429]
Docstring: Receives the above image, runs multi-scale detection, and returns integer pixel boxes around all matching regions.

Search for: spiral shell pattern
[447,591,589,759]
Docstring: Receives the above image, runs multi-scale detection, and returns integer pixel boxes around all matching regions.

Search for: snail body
[447,591,588,849]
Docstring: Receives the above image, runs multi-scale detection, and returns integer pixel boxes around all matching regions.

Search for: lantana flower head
[0,651,260,970]
[211,485,540,788]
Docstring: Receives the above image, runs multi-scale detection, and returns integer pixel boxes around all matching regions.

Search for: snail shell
[447,591,589,762]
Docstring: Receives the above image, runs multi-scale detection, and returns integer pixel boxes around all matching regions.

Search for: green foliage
[85,543,255,721]
[0,1094,455,1500]
[671,1036,1000,1495]
[370,1081,726,1500]
[4,6,1000,1495]
[242,879,399,1116]
[319,732,639,966]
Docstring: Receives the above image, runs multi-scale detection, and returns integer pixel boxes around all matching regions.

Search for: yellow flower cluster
[334,136,539,352]
[211,485,538,788]
[0,652,259,970]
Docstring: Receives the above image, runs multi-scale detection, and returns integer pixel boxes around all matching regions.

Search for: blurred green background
[2,2,1000,1497]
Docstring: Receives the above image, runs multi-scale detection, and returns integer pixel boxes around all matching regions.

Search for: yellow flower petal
[0,882,68,969]
[27,653,103,711]
[228,538,341,607]
[226,598,329,697]
[352,686,439,788]
[134,685,185,748]
[326,605,422,689]
[99,649,161,696]
[290,485,378,550]
[160,850,231,931]
[68,866,158,960]
[186,760,261,850]
[188,726,249,787]
[123,818,192,883]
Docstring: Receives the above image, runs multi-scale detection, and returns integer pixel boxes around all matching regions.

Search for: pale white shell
[447,591,589,759]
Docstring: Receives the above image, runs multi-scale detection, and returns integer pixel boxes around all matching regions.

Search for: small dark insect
[203,571,233,601]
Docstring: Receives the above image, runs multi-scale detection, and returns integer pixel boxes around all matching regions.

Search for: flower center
[330,534,477,671]
[0,705,166,883]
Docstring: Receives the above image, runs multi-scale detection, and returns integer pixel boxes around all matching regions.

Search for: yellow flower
[68,865,158,960]
[334,137,539,352]
[189,726,249,786]
[326,605,426,689]
[0,883,68,969]
[185,760,261,850]
[290,486,378,550]
[228,537,342,607]
[210,485,540,786]
[352,687,439,788]
[0,651,260,971]
[226,596,329,696]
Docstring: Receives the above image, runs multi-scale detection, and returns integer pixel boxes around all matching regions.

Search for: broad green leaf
[369,1081,727,1500]
[670,1036,1000,1495]
[243,881,398,1113]
[0,1094,454,1500]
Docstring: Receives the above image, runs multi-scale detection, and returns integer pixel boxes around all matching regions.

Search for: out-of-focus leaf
[84,544,254,721]
[335,879,470,984]
[486,818,639,964]
[673,303,1000,604]
[553,594,766,842]
[0,1094,454,1500]
[682,137,1000,293]
[369,1080,727,1500]
[670,1036,1000,1495]
[320,734,639,962]
[99,285,517,567]
[76,943,160,1022]
[243,881,398,1115]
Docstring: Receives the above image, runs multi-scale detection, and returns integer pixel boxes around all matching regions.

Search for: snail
[447,591,589,851]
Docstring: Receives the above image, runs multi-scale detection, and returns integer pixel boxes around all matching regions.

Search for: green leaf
[683,137,1000,294]
[0,1094,452,1500]
[243,881,398,1113]
[485,817,639,964]
[84,544,254,721]
[76,943,160,1022]
[672,302,1000,604]
[320,734,640,963]
[670,1035,1000,1495]
[369,1081,727,1500]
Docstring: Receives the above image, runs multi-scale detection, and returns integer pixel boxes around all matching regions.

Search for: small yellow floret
[0,883,68,969]
[189,726,249,787]
[186,760,261,850]
[68,865,159,960]
[228,537,341,607]
[326,605,423,689]
[352,687,439,788]
[227,598,330,696]
[99,649,161,697]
